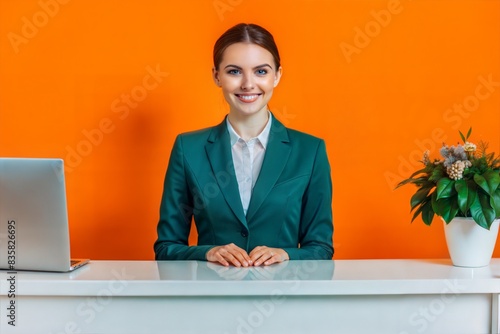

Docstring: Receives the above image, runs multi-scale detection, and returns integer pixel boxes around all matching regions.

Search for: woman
[154,23,333,267]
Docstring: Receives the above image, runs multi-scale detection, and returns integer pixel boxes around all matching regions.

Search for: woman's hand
[206,243,253,267]
[249,246,289,266]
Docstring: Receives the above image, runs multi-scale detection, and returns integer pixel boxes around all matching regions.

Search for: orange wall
[1,0,499,260]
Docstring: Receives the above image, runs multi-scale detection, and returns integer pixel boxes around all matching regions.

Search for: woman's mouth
[235,94,261,103]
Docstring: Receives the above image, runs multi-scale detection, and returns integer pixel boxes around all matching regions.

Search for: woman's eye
[227,69,240,75]
[256,69,268,75]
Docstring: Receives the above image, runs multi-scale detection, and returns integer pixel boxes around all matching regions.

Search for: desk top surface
[2,259,500,296]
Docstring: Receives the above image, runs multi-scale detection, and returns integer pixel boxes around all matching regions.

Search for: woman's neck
[227,110,269,141]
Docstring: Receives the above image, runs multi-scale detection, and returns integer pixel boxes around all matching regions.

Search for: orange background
[1,0,499,261]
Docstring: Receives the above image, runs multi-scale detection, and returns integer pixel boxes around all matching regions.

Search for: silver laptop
[0,158,89,272]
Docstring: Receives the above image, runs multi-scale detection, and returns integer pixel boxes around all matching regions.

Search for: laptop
[0,158,89,272]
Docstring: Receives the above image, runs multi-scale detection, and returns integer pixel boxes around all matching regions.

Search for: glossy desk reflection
[156,260,335,281]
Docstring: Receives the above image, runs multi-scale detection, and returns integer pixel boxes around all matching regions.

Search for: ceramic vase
[443,217,500,267]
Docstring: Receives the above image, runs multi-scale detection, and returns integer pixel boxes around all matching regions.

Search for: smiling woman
[213,42,281,135]
[154,23,334,267]
[212,24,282,128]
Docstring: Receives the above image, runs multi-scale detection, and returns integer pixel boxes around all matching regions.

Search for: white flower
[463,141,476,152]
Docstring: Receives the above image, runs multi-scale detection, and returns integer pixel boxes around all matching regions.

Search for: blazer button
[241,230,248,237]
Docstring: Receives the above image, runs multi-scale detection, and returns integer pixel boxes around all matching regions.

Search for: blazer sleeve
[282,139,334,260]
[154,135,213,260]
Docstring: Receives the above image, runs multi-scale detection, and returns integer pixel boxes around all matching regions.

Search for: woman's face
[213,42,282,118]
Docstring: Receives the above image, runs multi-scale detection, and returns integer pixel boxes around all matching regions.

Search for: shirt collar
[226,112,273,149]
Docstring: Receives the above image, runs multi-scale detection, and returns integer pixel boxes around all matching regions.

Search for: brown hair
[213,23,281,70]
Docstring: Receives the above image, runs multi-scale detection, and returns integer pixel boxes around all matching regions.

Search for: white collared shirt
[226,113,272,216]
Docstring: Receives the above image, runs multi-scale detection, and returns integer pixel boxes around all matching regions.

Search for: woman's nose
[241,74,255,90]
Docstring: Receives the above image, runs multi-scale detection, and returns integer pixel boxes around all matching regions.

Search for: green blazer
[154,114,334,261]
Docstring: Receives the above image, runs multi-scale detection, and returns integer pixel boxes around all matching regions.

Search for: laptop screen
[0,158,73,271]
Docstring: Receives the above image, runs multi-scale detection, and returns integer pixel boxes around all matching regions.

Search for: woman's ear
[274,66,283,87]
[212,67,221,87]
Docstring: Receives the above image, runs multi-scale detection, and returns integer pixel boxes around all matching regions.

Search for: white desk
[1,259,500,334]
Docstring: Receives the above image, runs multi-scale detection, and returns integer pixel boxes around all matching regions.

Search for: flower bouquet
[396,128,500,229]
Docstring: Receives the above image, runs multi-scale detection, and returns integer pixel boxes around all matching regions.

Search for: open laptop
[0,158,89,272]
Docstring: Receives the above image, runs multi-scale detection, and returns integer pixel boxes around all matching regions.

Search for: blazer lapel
[246,116,291,222]
[205,119,247,227]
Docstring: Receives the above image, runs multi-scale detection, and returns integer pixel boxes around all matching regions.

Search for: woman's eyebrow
[224,64,273,70]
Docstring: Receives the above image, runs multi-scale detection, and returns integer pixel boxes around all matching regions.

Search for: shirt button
[241,230,248,237]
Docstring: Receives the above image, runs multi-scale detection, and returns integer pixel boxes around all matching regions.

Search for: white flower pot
[443,217,500,267]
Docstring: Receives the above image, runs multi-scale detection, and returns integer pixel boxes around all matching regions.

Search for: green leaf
[436,178,455,199]
[483,170,500,195]
[410,186,433,211]
[435,198,459,223]
[455,179,468,214]
[455,179,476,215]
[411,199,434,225]
[411,204,424,222]
[395,168,430,189]
[459,130,466,143]
[429,165,446,182]
[470,193,495,229]
[466,127,472,140]
[474,173,491,195]
[421,201,435,225]
[491,188,500,217]
[431,191,459,223]
[408,168,428,179]
[396,177,428,189]
[459,127,472,142]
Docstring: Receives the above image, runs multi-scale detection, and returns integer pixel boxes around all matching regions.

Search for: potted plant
[396,128,500,267]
